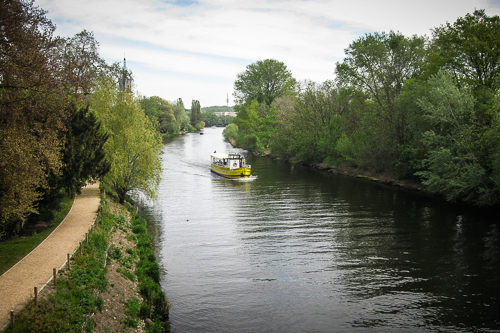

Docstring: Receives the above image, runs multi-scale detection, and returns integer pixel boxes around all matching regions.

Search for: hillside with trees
[224,10,500,207]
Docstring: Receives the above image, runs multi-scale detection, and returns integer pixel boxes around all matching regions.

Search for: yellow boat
[211,152,251,178]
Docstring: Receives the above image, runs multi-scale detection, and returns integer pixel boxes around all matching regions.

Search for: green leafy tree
[393,78,432,178]
[489,98,500,194]
[60,30,106,96]
[285,81,345,163]
[415,71,498,204]
[140,96,181,134]
[430,10,500,93]
[428,9,500,171]
[190,99,204,129]
[202,112,234,127]
[234,59,297,106]
[218,115,235,127]
[202,111,218,127]
[59,105,110,196]
[0,0,71,237]
[140,96,160,121]
[254,103,279,154]
[172,98,191,132]
[335,31,427,146]
[153,97,176,133]
[28,104,110,224]
[223,124,238,143]
[91,79,162,204]
[233,100,261,150]
[330,91,387,170]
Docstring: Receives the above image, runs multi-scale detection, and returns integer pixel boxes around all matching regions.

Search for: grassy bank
[0,196,74,276]
[3,185,169,332]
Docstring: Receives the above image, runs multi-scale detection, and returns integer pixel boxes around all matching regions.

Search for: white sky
[37,0,500,107]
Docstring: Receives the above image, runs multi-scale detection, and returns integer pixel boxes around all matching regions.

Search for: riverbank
[251,148,498,210]
[311,162,433,194]
[281,157,500,211]
[0,183,100,331]
[229,140,434,199]
[253,151,435,196]
[1,184,169,332]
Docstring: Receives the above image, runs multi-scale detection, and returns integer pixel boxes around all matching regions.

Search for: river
[136,127,499,333]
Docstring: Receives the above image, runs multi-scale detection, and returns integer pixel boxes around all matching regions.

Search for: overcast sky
[38,0,500,108]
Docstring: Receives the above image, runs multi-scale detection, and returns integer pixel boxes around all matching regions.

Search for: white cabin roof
[211,153,229,159]
[211,153,244,159]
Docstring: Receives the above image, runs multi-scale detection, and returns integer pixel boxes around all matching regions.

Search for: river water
[137,127,499,333]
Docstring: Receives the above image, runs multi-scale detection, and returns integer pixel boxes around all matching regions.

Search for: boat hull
[211,164,251,178]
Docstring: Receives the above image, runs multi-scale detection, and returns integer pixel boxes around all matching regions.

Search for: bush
[132,224,147,234]
[223,123,238,142]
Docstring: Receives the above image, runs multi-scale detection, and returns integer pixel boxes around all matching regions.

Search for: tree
[60,30,106,96]
[335,31,428,145]
[27,104,110,224]
[150,96,175,133]
[59,105,110,196]
[190,99,204,129]
[172,98,190,132]
[268,96,296,157]
[415,71,498,205]
[223,123,238,143]
[233,59,297,106]
[91,79,162,204]
[0,0,70,237]
[140,96,160,121]
[425,10,500,193]
[202,111,218,127]
[430,10,500,93]
[232,100,261,150]
[141,96,192,134]
[286,81,345,163]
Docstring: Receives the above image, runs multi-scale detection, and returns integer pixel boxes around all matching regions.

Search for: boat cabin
[211,152,245,170]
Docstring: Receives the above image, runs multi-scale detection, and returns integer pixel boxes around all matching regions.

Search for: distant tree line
[225,10,500,206]
[139,96,193,135]
[139,97,237,135]
[202,113,233,127]
[201,106,234,127]
[202,105,234,113]
[0,0,162,238]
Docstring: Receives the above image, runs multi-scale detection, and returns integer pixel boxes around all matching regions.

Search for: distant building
[119,57,132,92]
[214,111,236,117]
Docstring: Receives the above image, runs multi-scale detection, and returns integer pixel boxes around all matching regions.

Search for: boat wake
[234,175,258,182]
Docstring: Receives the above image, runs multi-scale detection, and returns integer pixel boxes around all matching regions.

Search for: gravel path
[0,183,100,330]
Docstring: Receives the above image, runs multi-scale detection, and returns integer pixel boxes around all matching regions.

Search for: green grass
[0,195,74,276]
[10,225,111,333]
[123,297,141,327]
[3,185,170,333]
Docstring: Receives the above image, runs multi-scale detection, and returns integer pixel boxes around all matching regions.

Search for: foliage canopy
[91,79,162,204]
[234,59,297,106]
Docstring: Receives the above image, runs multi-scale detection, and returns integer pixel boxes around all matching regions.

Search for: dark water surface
[136,127,499,333]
